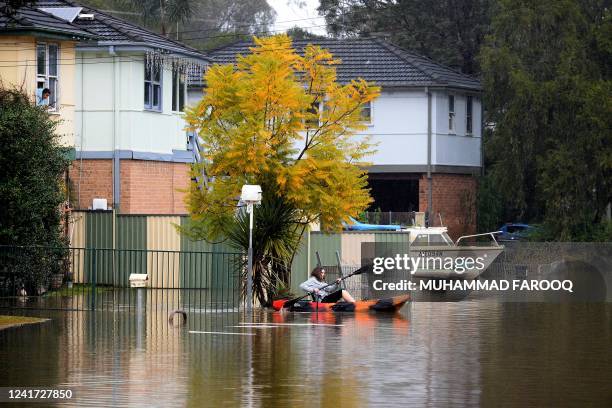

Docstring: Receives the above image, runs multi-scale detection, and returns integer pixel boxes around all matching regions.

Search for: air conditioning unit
[92,198,108,211]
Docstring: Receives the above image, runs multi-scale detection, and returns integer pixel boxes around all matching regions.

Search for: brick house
[205,39,483,238]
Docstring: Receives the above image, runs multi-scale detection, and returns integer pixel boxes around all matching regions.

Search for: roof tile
[207,38,480,90]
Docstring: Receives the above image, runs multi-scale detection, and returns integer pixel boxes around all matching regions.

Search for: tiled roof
[208,38,481,90]
[34,0,208,60]
[0,2,94,38]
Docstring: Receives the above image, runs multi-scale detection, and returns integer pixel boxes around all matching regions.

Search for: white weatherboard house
[36,0,209,214]
[204,39,483,237]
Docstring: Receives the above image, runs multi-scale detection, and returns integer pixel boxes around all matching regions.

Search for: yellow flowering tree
[184,35,379,304]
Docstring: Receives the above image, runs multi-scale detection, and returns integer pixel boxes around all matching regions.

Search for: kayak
[271,294,410,313]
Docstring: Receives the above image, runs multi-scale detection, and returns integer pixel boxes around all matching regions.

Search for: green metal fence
[0,246,243,312]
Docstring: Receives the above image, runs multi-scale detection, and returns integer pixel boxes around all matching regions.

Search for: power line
[0,6,407,68]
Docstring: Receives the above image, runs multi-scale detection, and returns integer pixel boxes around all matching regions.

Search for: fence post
[91,249,97,311]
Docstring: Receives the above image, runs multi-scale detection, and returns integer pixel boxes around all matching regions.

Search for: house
[3,1,481,237]
[206,38,483,237]
[0,2,94,146]
[31,0,210,214]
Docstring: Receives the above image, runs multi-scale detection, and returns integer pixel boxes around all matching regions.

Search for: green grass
[0,315,48,330]
[47,284,113,297]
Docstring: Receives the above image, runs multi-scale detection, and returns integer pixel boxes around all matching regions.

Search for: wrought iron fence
[0,246,243,312]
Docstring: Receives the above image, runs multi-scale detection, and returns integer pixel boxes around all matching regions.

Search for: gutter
[76,43,210,62]
[109,45,121,213]
[426,87,433,227]
[480,98,485,176]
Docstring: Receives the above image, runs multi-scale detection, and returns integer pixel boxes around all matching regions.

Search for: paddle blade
[272,300,285,311]
[281,298,300,309]
[350,263,373,276]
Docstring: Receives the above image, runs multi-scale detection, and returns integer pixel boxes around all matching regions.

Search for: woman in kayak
[299,266,356,303]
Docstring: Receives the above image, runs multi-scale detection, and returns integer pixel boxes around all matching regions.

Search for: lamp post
[241,185,262,311]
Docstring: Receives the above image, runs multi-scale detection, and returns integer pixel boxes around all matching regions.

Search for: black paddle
[282,263,373,309]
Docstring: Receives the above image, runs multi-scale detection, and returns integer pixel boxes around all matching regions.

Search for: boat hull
[272,295,410,313]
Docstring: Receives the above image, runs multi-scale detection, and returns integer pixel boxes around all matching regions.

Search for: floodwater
[0,302,611,407]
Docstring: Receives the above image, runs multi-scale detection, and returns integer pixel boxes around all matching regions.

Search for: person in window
[299,266,356,303]
[37,88,51,107]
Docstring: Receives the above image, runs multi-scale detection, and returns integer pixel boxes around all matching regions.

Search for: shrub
[0,87,70,293]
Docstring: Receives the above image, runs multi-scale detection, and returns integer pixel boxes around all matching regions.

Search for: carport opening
[366,173,419,212]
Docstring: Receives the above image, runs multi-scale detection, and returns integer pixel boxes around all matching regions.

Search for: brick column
[419,173,477,239]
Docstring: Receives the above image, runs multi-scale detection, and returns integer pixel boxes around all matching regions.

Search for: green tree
[285,26,327,40]
[180,0,275,49]
[480,0,611,240]
[318,0,494,75]
[79,0,275,48]
[128,0,192,36]
[0,87,70,291]
[184,35,379,304]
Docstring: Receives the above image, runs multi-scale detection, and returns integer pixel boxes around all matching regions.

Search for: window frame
[360,100,373,125]
[144,61,163,112]
[466,95,473,135]
[448,94,455,134]
[36,42,59,111]
[171,64,186,113]
[305,99,322,129]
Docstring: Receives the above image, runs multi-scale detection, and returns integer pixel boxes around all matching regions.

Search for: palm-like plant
[128,0,192,36]
[225,193,304,306]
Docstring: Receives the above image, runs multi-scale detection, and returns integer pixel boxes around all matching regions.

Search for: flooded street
[1,302,611,407]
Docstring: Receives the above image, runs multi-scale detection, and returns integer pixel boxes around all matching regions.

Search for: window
[448,94,455,133]
[305,100,321,128]
[360,100,372,123]
[413,234,429,245]
[466,96,473,134]
[171,65,186,112]
[413,233,452,246]
[36,43,59,110]
[144,62,162,111]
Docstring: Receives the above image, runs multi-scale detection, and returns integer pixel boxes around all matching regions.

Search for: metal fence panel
[85,211,113,285]
[147,217,181,288]
[290,234,309,295]
[0,246,242,312]
[309,232,342,268]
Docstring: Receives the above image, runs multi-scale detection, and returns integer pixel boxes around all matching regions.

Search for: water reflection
[0,302,610,407]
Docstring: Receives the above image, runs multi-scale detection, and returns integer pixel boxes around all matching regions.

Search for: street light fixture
[240,184,262,311]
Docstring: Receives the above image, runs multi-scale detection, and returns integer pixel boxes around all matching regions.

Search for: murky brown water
[1,302,611,407]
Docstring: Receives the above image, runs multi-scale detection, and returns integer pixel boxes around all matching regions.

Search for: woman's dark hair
[42,88,50,96]
[311,266,325,281]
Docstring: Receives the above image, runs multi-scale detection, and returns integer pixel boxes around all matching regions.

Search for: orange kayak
[271,294,409,313]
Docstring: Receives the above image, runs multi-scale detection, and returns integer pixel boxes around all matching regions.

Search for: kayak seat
[291,300,314,312]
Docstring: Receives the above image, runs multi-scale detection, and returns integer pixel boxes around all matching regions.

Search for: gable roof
[34,0,208,61]
[0,2,94,39]
[208,37,481,90]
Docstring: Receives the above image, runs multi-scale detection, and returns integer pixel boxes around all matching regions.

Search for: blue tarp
[343,217,402,231]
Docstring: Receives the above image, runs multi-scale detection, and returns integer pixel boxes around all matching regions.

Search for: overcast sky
[267,0,328,35]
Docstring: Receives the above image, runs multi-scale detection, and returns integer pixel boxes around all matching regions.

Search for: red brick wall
[69,160,113,210]
[69,159,191,214]
[419,173,477,239]
[120,160,190,214]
